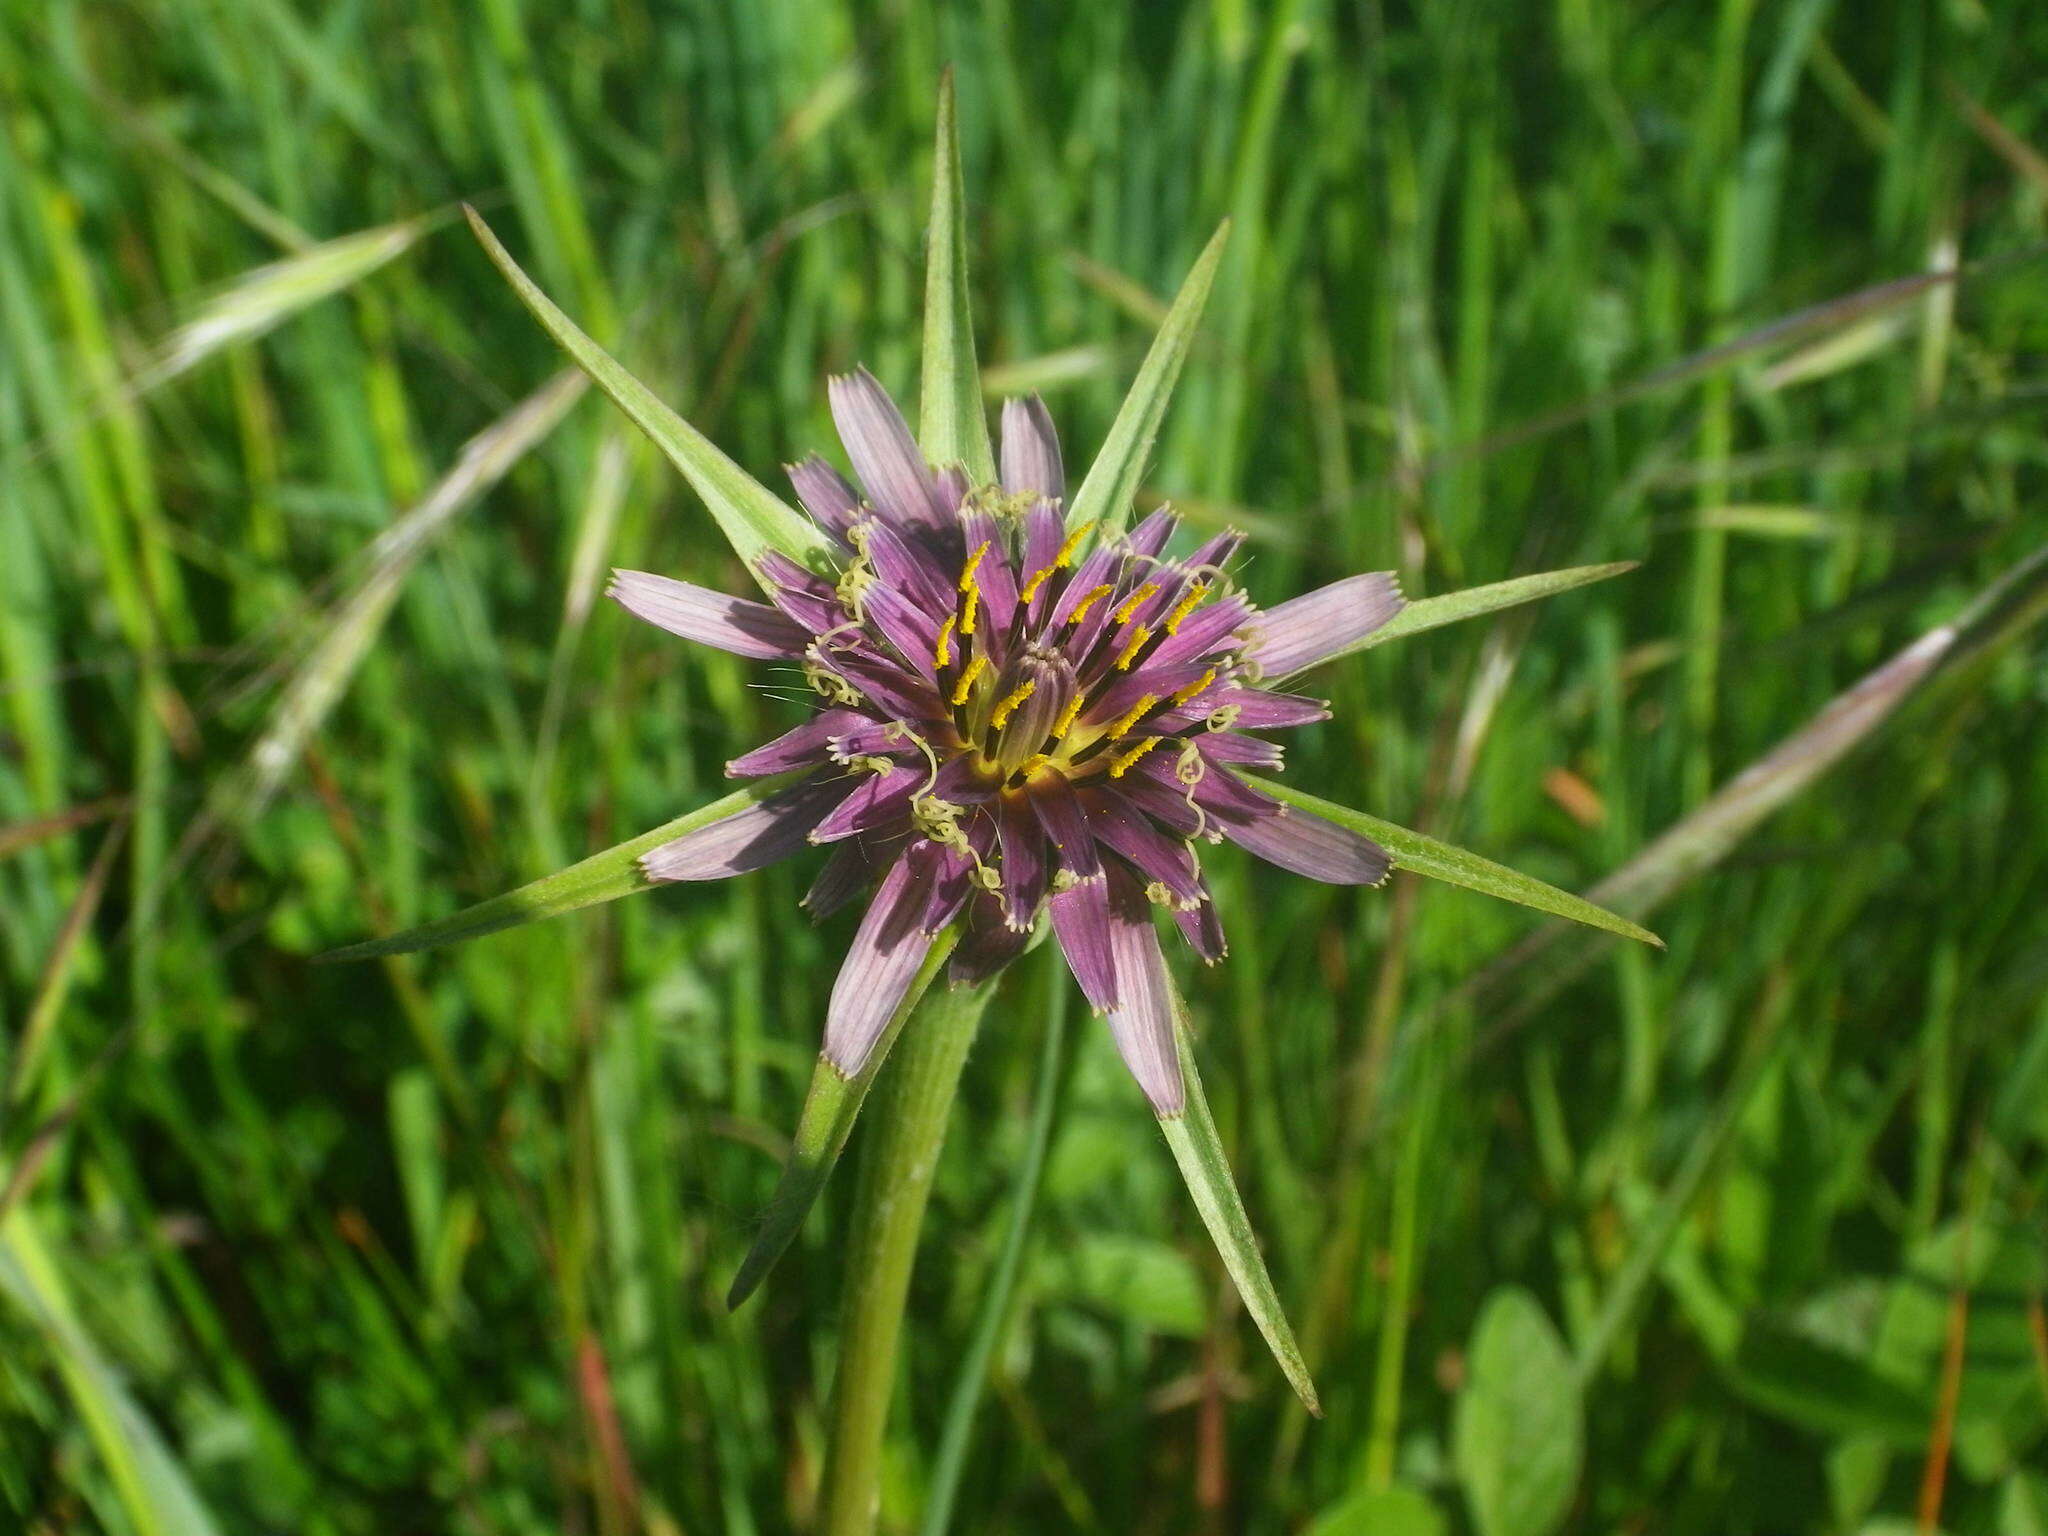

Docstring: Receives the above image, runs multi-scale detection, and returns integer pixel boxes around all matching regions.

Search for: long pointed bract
[1065,221,1230,541]
[918,70,996,482]
[464,206,833,583]
[1156,975,1320,1413]
[316,771,809,961]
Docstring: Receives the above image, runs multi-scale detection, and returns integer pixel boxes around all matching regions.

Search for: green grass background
[3,0,2047,1531]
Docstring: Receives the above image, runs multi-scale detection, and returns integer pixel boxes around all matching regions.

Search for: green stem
[818,978,992,1536]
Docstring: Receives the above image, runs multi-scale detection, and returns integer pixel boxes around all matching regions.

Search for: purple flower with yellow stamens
[609,370,1402,1115]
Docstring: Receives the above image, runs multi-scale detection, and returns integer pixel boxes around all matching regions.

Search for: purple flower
[611,370,1403,1116]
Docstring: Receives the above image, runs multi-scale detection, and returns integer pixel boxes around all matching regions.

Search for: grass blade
[143,217,435,391]
[1158,974,1319,1414]
[203,372,586,835]
[1066,221,1229,540]
[318,770,807,962]
[918,70,995,482]
[1240,776,1663,948]
[1331,563,1639,664]
[725,930,962,1310]
[463,205,834,580]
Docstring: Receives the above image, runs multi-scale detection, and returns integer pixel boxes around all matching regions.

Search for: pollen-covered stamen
[989,649,1078,778]
[1019,518,1095,604]
[950,652,990,707]
[989,679,1036,730]
[1066,583,1114,626]
[1113,623,1153,670]
[1164,581,1208,634]
[1112,582,1160,625]
[1107,736,1163,778]
[933,612,957,669]
[1172,666,1219,707]
[1105,693,1158,741]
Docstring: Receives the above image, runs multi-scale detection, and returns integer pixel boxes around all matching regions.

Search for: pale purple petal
[608,570,809,660]
[640,776,849,882]
[1246,572,1404,678]
[1103,871,1184,1115]
[1217,798,1391,886]
[1191,730,1285,770]
[1146,594,1254,668]
[829,368,946,528]
[1049,877,1118,1011]
[860,582,945,682]
[1183,528,1244,573]
[788,454,862,541]
[860,519,956,612]
[1157,685,1329,733]
[727,709,873,778]
[823,850,939,1076]
[1000,395,1064,499]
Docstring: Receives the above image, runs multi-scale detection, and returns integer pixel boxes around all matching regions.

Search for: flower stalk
[818,975,992,1536]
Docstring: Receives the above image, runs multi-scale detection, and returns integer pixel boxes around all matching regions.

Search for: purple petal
[807,765,923,844]
[1157,685,1329,733]
[1111,772,1208,840]
[1245,572,1404,678]
[1183,528,1245,573]
[810,641,949,722]
[756,550,844,634]
[995,795,1048,929]
[918,843,978,934]
[829,368,947,528]
[803,842,876,921]
[1050,876,1118,1011]
[788,454,862,542]
[1215,790,1391,886]
[859,582,945,682]
[608,570,809,660]
[1103,871,1184,1115]
[1146,594,1254,668]
[640,776,849,882]
[823,850,940,1076]
[1191,730,1285,770]
[1029,774,1101,879]
[1000,395,1064,500]
[860,519,956,613]
[727,708,873,778]
[1083,790,1204,907]
[951,896,1031,984]
[1172,893,1228,963]
[1122,508,1179,560]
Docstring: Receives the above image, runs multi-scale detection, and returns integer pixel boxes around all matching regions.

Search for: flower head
[610,370,1402,1114]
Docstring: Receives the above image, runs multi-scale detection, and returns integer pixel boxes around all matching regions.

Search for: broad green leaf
[1156,977,1318,1413]
[726,930,960,1309]
[1331,562,1639,663]
[1453,1287,1583,1536]
[464,206,833,582]
[918,70,995,482]
[1067,222,1229,540]
[1308,1486,1447,1536]
[317,771,807,961]
[1241,776,1663,948]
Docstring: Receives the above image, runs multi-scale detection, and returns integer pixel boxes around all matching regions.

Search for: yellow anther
[950,653,990,706]
[933,613,957,669]
[1114,623,1153,670]
[1112,583,1159,624]
[1051,692,1086,741]
[1171,667,1218,707]
[1017,566,1054,604]
[1106,694,1157,741]
[1015,753,1052,779]
[989,679,1037,730]
[1067,584,1114,625]
[1107,737,1163,778]
[957,540,991,592]
[1054,520,1094,568]
[960,585,980,635]
[1164,582,1208,634]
